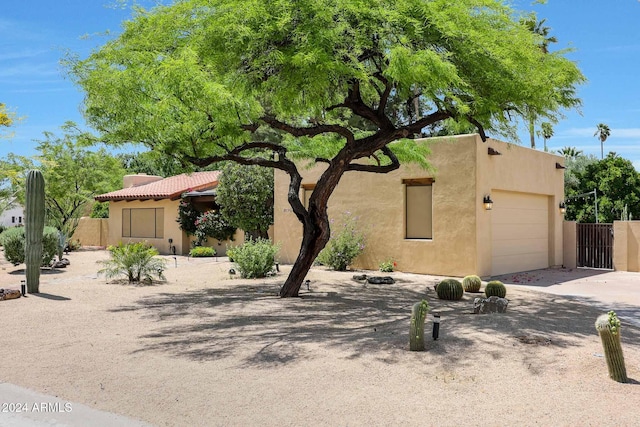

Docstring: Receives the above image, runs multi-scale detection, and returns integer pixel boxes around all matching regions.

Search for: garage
[491,191,549,276]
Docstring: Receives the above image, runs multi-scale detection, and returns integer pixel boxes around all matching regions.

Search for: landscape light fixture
[432,313,441,340]
[483,195,493,210]
[559,202,566,215]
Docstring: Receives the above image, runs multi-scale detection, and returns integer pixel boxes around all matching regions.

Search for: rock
[0,288,22,301]
[352,274,368,281]
[366,276,395,285]
[52,261,68,268]
[473,296,509,314]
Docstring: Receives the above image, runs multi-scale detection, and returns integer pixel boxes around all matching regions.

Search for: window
[18,216,22,224]
[11,216,15,223]
[122,208,164,238]
[404,178,433,239]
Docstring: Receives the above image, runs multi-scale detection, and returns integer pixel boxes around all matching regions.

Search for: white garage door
[491,191,549,276]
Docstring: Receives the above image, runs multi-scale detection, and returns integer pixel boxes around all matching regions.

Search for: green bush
[90,201,110,218]
[485,280,507,298]
[189,246,216,257]
[317,213,366,271]
[379,259,396,272]
[231,238,279,278]
[462,275,482,292]
[0,226,59,266]
[98,242,166,283]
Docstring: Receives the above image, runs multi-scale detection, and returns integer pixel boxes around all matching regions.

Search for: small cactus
[462,275,482,292]
[595,311,628,383]
[485,280,506,298]
[409,299,430,351]
[25,170,45,294]
[436,279,464,300]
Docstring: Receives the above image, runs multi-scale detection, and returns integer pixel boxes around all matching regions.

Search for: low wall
[613,221,640,272]
[72,217,108,247]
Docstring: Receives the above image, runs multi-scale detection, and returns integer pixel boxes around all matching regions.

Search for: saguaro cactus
[25,170,45,294]
[409,299,430,351]
[595,311,628,383]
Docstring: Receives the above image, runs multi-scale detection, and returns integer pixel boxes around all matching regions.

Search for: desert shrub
[485,280,507,298]
[194,210,235,244]
[379,259,396,272]
[0,225,59,266]
[98,242,166,283]
[231,238,279,279]
[436,278,464,300]
[317,213,366,271]
[90,201,110,218]
[462,275,482,292]
[189,246,216,257]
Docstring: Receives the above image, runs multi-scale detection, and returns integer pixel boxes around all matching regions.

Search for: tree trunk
[279,217,330,297]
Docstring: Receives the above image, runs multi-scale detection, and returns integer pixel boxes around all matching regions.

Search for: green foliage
[462,275,482,293]
[231,239,279,279]
[409,299,430,352]
[194,210,236,244]
[177,198,199,235]
[98,242,166,283]
[379,259,396,273]
[485,280,507,298]
[0,226,59,267]
[0,122,125,245]
[189,246,216,257]
[216,163,273,238]
[90,201,110,218]
[565,153,640,223]
[436,279,464,301]
[317,213,365,271]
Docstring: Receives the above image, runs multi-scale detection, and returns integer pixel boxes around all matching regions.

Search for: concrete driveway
[494,268,640,326]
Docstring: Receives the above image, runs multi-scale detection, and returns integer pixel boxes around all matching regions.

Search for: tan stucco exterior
[273,134,565,278]
[613,221,640,272]
[562,221,577,269]
[106,199,240,256]
[72,217,109,247]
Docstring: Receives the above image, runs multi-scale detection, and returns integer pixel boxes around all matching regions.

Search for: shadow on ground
[110,275,640,370]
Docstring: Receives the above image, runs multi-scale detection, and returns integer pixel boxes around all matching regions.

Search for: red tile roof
[95,171,221,202]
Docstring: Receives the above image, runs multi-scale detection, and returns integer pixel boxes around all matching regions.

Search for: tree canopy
[1,103,15,139]
[565,153,640,223]
[0,122,126,238]
[69,0,585,296]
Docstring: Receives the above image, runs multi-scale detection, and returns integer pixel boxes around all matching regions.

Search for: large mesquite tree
[69,0,584,297]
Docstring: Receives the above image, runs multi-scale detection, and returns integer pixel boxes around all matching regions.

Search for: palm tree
[558,146,583,159]
[594,123,611,159]
[538,122,554,152]
[521,16,558,148]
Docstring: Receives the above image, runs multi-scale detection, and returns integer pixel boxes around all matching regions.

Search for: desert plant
[595,311,628,383]
[0,226,59,267]
[194,210,236,244]
[436,279,464,300]
[485,280,507,298]
[379,259,396,273]
[231,238,279,279]
[25,170,45,293]
[462,275,482,292]
[189,246,216,257]
[316,213,365,271]
[409,299,430,351]
[98,242,166,283]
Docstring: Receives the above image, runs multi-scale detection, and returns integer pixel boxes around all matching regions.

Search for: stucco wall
[73,217,108,247]
[273,134,565,278]
[108,199,185,255]
[613,221,640,272]
[563,221,577,269]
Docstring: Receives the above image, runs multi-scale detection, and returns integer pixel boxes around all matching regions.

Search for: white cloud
[559,127,640,139]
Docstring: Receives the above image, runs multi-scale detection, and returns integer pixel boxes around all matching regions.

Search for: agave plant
[98,242,166,283]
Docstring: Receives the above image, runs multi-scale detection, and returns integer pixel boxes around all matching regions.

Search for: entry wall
[73,217,108,247]
[613,221,640,272]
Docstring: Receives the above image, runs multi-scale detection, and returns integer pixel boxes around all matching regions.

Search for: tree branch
[261,116,354,143]
[345,146,400,174]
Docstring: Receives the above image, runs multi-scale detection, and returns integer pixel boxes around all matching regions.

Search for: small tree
[98,242,166,283]
[215,162,273,240]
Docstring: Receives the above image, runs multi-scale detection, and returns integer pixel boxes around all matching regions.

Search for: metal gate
[577,223,613,269]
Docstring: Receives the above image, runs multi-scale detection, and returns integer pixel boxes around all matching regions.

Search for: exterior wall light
[559,202,566,215]
[483,195,493,210]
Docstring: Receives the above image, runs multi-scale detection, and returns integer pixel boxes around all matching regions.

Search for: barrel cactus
[436,279,464,300]
[485,280,506,298]
[25,170,46,293]
[409,299,430,351]
[595,311,628,383]
[462,275,482,292]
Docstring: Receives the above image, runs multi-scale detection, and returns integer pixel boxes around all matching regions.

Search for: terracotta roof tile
[95,171,221,202]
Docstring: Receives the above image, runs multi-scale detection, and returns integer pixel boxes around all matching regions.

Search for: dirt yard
[1,249,639,426]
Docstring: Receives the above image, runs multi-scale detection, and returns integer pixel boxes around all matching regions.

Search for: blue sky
[2,1,640,169]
